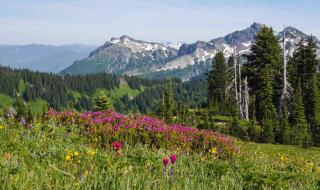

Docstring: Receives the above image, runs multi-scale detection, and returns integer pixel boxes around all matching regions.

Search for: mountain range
[61,23,320,80]
[0,44,96,73]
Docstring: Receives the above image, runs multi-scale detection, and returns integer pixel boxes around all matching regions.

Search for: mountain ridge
[61,23,319,80]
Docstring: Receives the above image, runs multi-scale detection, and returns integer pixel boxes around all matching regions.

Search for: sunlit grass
[0,117,319,189]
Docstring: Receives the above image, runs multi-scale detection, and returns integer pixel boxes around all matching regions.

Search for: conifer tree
[163,79,174,123]
[288,37,320,146]
[258,67,278,143]
[277,105,291,144]
[157,96,166,120]
[207,51,228,114]
[26,105,34,123]
[309,75,320,146]
[303,38,320,146]
[93,94,113,111]
[245,26,282,143]
[14,97,27,118]
[291,81,311,147]
[248,115,260,142]
[227,54,235,68]
[246,26,282,101]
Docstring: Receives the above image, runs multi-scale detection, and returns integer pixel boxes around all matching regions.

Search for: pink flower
[163,158,169,167]
[112,141,122,151]
[170,154,177,165]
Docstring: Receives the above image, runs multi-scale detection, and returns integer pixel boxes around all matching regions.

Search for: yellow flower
[305,161,314,169]
[317,166,320,174]
[76,160,81,164]
[280,155,286,161]
[209,147,217,154]
[73,152,80,156]
[0,125,5,129]
[65,155,72,161]
[87,149,96,157]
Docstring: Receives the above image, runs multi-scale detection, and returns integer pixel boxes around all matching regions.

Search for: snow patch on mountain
[164,42,185,50]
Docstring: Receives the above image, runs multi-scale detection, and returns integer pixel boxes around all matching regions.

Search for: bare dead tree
[279,25,292,119]
[243,77,249,120]
[238,55,244,118]
[226,50,250,120]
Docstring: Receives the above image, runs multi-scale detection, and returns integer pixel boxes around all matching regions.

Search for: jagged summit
[250,22,265,30]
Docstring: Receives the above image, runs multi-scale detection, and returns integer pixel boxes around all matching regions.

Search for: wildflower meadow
[0,110,320,189]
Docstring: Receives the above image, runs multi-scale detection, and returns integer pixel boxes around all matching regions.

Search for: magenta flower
[170,154,177,165]
[163,158,169,167]
[112,141,122,151]
[46,110,237,158]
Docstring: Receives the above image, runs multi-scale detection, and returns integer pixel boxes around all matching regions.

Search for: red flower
[163,158,169,167]
[112,141,122,151]
[170,154,177,165]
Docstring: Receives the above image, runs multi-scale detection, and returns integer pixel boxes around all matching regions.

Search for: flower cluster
[209,147,218,155]
[112,141,122,151]
[65,151,81,164]
[87,149,97,157]
[46,110,237,157]
[162,154,177,177]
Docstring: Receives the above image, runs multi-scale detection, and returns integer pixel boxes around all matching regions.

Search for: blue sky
[0,0,319,45]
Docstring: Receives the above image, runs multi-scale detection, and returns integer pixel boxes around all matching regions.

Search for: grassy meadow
[0,111,320,190]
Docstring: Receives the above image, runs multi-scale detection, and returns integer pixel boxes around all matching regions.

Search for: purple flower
[19,117,26,125]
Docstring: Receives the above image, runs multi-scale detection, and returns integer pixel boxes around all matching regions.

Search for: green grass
[0,119,319,189]
[18,80,26,94]
[93,84,144,101]
[0,94,47,115]
[0,93,15,110]
[70,90,82,100]
[108,84,144,99]
[29,99,48,115]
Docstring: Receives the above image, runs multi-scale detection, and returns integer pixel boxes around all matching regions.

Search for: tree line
[0,66,207,115]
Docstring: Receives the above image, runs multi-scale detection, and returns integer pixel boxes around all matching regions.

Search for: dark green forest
[0,66,207,114]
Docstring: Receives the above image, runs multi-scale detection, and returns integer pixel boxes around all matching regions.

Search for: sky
[0,0,319,45]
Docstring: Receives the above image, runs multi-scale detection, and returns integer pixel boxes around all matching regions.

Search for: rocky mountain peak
[250,22,265,31]
[278,26,308,39]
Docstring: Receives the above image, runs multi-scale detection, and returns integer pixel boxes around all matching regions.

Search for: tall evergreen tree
[207,51,228,114]
[163,79,174,123]
[291,81,311,147]
[309,75,320,146]
[245,26,282,142]
[258,67,278,143]
[246,26,282,102]
[288,37,320,146]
